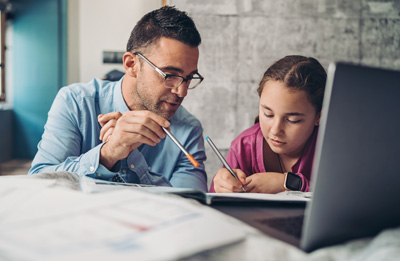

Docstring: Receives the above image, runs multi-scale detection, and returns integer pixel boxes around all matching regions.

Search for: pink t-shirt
[209,123,318,192]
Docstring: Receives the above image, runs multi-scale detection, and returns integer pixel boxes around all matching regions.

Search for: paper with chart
[0,177,246,261]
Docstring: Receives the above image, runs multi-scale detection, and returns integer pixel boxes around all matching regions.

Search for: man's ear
[123,52,138,77]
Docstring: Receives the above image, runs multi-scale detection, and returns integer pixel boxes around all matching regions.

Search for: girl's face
[259,80,320,158]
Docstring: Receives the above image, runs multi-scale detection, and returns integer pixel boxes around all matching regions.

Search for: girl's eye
[287,118,302,124]
[264,113,273,118]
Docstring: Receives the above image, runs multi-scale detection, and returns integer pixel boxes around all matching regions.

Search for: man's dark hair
[126,6,201,52]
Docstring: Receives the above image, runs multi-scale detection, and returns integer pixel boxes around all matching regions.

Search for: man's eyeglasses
[134,52,204,90]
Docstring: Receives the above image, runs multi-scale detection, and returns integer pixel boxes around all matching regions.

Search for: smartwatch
[284,172,303,191]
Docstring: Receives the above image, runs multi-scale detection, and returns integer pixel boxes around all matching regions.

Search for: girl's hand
[245,172,286,193]
[212,168,247,193]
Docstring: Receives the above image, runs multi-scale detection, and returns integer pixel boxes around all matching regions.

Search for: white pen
[206,136,246,192]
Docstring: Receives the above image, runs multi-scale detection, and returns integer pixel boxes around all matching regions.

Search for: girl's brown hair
[257,55,327,114]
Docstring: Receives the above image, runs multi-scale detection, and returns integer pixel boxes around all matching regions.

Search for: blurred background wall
[67,0,160,83]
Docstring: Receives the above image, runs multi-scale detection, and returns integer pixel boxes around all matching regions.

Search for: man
[29,6,207,191]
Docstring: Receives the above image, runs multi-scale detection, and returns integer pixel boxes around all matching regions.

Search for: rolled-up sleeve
[29,88,104,176]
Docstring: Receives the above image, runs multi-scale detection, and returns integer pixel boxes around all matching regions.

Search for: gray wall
[169,0,400,189]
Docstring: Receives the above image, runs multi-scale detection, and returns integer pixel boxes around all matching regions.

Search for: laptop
[299,61,400,251]
[215,62,400,252]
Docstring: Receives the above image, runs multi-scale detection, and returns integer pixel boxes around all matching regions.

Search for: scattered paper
[0,176,246,261]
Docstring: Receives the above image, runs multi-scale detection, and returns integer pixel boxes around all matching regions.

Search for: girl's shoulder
[231,123,262,147]
[228,123,263,176]
[235,123,261,140]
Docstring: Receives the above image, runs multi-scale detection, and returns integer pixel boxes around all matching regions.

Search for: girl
[210,55,326,193]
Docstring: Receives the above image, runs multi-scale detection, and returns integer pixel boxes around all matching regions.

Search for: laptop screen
[301,62,400,252]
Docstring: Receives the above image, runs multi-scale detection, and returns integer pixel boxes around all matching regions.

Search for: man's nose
[171,83,188,98]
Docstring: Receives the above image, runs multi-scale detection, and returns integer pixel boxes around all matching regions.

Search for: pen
[206,136,246,192]
[162,127,200,168]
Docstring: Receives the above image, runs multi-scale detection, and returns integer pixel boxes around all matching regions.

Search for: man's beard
[148,100,175,120]
[135,82,182,120]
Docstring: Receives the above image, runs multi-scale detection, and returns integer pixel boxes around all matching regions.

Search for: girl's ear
[315,112,321,126]
[123,52,138,78]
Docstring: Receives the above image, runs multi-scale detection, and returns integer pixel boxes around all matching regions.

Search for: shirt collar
[113,76,130,113]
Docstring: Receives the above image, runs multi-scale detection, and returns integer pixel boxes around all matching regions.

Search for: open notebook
[80,175,311,205]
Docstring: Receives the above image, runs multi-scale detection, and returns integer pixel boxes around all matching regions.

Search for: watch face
[286,172,302,191]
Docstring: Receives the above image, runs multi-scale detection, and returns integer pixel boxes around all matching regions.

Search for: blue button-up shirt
[29,78,208,192]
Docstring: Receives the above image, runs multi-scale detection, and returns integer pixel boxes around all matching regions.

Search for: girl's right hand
[212,168,247,193]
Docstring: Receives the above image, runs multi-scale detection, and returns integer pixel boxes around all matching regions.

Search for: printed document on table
[0,178,247,261]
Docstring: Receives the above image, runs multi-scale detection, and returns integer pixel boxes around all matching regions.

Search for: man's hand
[245,172,286,193]
[212,168,247,193]
[98,112,122,143]
[98,110,170,170]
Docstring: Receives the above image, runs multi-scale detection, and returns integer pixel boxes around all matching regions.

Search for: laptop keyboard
[257,215,304,239]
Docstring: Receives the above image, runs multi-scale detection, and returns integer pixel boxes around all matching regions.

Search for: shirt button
[122,169,127,174]
[90,166,95,172]
[130,164,135,169]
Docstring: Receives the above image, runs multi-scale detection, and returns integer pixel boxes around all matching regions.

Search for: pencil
[162,127,200,168]
[206,136,246,192]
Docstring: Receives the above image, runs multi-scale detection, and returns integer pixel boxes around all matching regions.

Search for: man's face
[128,37,199,120]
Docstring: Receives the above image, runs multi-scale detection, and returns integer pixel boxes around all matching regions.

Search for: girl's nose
[271,118,284,135]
